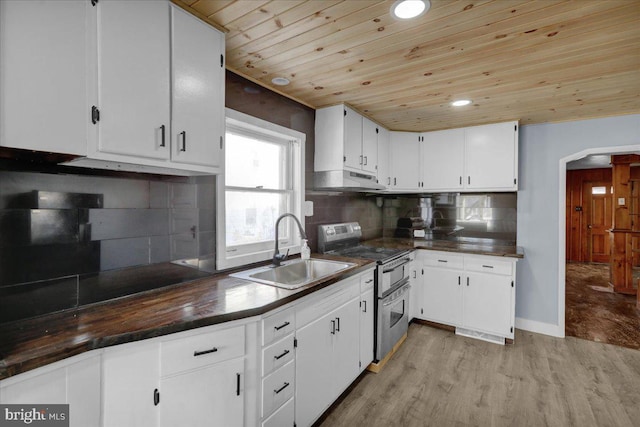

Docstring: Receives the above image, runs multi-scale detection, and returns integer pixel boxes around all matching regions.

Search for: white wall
[516,114,640,336]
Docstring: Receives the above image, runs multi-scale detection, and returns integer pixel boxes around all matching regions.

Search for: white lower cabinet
[0,353,101,427]
[103,321,249,427]
[295,271,372,427]
[260,306,296,426]
[102,341,160,427]
[417,250,517,342]
[159,358,244,427]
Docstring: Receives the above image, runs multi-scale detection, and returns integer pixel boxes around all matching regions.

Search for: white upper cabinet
[342,105,363,171]
[421,128,465,191]
[85,0,225,174]
[0,0,89,155]
[419,121,519,192]
[388,131,421,192]
[93,0,171,161]
[170,5,225,169]
[464,121,518,190]
[315,104,379,178]
[377,126,390,186]
[361,117,379,175]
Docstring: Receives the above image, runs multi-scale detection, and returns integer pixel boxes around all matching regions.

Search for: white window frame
[217,108,305,270]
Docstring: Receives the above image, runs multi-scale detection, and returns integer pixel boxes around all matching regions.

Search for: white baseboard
[515,317,565,338]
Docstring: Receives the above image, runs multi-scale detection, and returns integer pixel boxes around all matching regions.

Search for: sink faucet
[273,213,307,266]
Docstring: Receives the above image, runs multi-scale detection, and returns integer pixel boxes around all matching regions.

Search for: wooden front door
[583,181,612,263]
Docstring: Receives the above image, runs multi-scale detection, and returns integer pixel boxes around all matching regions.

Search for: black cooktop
[332,245,408,263]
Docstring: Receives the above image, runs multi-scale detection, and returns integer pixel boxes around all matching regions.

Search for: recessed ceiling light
[451,99,472,107]
[391,0,430,20]
[271,77,290,86]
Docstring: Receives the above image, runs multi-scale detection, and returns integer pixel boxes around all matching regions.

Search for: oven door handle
[382,282,410,306]
[382,257,411,273]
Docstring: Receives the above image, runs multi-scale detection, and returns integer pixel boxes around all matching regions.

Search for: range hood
[314,170,385,191]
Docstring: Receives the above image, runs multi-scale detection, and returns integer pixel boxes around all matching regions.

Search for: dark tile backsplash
[383,193,517,243]
[0,167,216,323]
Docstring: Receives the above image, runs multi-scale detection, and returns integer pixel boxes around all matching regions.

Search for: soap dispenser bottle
[301,239,310,260]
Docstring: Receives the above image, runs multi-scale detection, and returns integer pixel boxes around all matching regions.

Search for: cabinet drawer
[161,325,245,376]
[360,269,375,292]
[262,360,295,418]
[465,256,513,276]
[262,334,295,377]
[262,396,294,427]
[422,251,464,269]
[262,307,295,346]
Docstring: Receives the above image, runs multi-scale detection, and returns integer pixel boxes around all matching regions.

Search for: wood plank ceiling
[173,0,640,132]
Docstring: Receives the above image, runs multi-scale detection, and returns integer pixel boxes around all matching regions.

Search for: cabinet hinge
[359,361,362,368]
[344,109,347,116]
[514,124,518,131]
[294,338,298,348]
[511,280,514,288]
[91,106,100,124]
[90,0,98,6]
[420,308,424,314]
[220,54,224,68]
[343,156,346,162]
[153,388,160,406]
[514,178,517,185]
[376,127,379,134]
[220,136,223,150]
[421,268,424,275]
[510,326,513,333]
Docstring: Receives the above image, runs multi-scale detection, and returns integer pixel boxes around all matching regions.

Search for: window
[217,109,305,269]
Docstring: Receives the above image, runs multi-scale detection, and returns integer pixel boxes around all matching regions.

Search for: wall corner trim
[515,317,565,338]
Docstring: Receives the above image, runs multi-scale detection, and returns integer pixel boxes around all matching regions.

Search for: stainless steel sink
[230,258,356,289]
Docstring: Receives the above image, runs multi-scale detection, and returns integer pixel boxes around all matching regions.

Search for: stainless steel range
[318,222,411,362]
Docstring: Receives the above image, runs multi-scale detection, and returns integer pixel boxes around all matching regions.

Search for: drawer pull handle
[274,382,290,394]
[236,373,241,396]
[482,265,494,269]
[194,347,218,357]
[274,349,290,360]
[335,317,340,332]
[331,320,336,335]
[437,260,448,263]
[365,279,373,284]
[274,321,290,331]
[153,388,160,406]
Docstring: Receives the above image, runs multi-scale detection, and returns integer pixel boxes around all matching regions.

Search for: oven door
[378,257,411,297]
[375,280,410,361]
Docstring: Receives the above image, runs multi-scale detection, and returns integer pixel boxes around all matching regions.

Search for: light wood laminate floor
[318,323,640,427]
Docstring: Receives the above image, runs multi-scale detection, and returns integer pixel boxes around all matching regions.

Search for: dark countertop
[363,237,524,258]
[0,254,374,380]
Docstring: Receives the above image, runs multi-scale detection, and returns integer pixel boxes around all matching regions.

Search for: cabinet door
[295,313,334,427]
[331,298,360,397]
[359,289,374,371]
[408,259,422,321]
[377,126,390,187]
[389,132,421,191]
[1,355,101,427]
[465,122,517,190]
[422,267,463,326]
[343,106,363,171]
[170,5,224,170]
[0,0,88,155]
[95,0,171,160]
[102,342,160,427]
[361,117,378,174]
[463,272,513,336]
[421,129,464,191]
[160,358,244,427]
